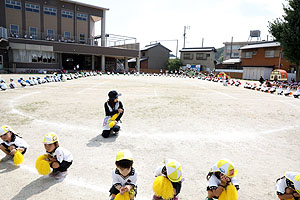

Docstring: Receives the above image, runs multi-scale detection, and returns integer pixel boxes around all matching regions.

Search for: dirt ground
[0,74,299,200]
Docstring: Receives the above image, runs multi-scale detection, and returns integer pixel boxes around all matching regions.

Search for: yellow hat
[165,159,183,182]
[0,125,14,136]
[285,172,300,194]
[116,149,133,161]
[211,158,237,178]
[42,132,58,144]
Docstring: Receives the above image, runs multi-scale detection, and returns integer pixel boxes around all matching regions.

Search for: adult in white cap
[0,125,29,162]
[276,172,300,199]
[102,90,124,138]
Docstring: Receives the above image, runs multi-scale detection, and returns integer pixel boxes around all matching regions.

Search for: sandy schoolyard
[0,74,300,200]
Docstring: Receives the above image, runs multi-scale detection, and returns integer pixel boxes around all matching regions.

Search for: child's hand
[9,149,16,155]
[120,187,126,195]
[118,108,123,113]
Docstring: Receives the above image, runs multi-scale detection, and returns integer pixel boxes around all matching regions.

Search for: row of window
[9,24,86,41]
[6,1,88,21]
[243,50,280,58]
[183,53,211,60]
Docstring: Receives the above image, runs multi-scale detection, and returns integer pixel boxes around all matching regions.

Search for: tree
[268,0,300,81]
[167,58,182,72]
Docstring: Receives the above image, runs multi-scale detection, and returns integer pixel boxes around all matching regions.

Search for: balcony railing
[7,29,139,50]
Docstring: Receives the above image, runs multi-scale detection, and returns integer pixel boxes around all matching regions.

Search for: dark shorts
[51,160,72,172]
[172,181,182,196]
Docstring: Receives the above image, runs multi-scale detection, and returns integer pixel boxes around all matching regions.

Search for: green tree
[167,58,182,71]
[268,0,300,81]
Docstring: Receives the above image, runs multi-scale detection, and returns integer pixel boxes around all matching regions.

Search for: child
[0,125,28,162]
[275,172,300,199]
[42,132,73,180]
[153,159,183,200]
[9,78,17,89]
[102,90,124,138]
[206,159,239,200]
[0,79,8,91]
[109,149,137,200]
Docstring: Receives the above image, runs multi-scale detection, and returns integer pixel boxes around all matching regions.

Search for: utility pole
[183,26,190,48]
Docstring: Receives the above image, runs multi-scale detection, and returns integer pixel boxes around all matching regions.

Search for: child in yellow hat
[42,132,73,180]
[153,159,183,200]
[275,172,300,199]
[206,159,239,200]
[0,125,28,162]
[109,149,137,200]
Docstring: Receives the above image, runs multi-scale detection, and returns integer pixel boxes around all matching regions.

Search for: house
[0,0,139,73]
[223,41,257,61]
[240,41,294,80]
[215,58,243,79]
[180,47,216,72]
[128,43,171,73]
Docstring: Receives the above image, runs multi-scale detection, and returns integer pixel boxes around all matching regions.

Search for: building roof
[128,57,148,62]
[222,58,241,65]
[180,47,216,52]
[240,41,280,50]
[60,0,109,10]
[141,43,171,52]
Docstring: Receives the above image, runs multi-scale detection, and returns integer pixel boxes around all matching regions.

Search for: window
[206,54,210,57]
[64,32,71,39]
[233,52,240,57]
[10,24,19,34]
[44,7,57,16]
[29,27,37,39]
[142,52,145,57]
[25,3,40,13]
[62,10,73,18]
[196,53,206,60]
[79,33,85,42]
[183,53,193,60]
[265,50,275,58]
[245,52,252,58]
[0,55,3,69]
[77,13,88,21]
[5,0,21,10]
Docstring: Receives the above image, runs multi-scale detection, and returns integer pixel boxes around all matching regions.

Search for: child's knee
[52,161,60,169]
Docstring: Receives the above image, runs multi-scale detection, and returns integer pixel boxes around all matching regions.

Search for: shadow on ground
[11,176,60,200]
[87,133,118,147]
[0,161,20,174]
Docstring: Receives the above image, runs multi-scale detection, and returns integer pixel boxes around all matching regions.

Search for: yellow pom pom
[114,192,130,200]
[153,176,174,200]
[36,154,51,175]
[108,121,116,128]
[111,114,119,121]
[219,183,238,200]
[14,150,24,165]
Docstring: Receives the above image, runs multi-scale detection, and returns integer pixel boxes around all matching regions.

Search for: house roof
[60,0,109,10]
[180,47,216,52]
[240,41,280,50]
[222,58,241,65]
[141,43,172,52]
[128,57,148,63]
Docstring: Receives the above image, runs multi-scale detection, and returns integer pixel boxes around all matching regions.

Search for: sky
[78,0,286,55]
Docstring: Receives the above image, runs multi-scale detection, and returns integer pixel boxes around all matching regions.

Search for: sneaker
[48,170,59,177]
[54,171,68,180]
[0,155,13,162]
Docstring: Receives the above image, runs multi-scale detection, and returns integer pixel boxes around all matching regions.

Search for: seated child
[109,149,137,200]
[206,159,239,200]
[0,79,8,91]
[9,78,17,89]
[153,159,183,200]
[275,172,300,200]
[0,125,28,162]
[42,132,73,180]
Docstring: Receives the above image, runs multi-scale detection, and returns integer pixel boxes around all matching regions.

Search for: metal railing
[6,29,139,50]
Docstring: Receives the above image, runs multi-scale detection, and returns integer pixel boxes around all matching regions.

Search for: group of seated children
[1,125,300,199]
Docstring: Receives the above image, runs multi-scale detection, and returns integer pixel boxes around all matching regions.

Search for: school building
[0,0,140,73]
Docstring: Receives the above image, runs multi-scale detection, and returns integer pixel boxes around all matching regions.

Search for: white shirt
[2,134,29,149]
[112,168,137,187]
[208,174,239,189]
[0,83,8,90]
[9,82,16,89]
[47,147,73,163]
